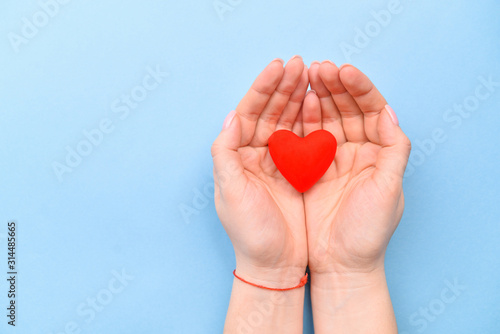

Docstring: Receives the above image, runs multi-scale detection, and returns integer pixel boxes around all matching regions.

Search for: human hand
[211,56,310,287]
[304,61,411,276]
[301,61,410,333]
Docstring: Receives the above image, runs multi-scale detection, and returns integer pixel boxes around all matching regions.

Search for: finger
[251,55,304,146]
[338,64,387,144]
[309,61,346,145]
[211,112,247,198]
[373,105,411,189]
[320,62,367,143]
[292,109,303,137]
[276,65,309,131]
[235,59,285,146]
[302,90,322,136]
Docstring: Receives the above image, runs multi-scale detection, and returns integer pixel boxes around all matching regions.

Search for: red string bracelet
[233,270,308,291]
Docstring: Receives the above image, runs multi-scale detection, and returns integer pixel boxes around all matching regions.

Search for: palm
[303,62,410,274]
[212,57,310,279]
[228,145,306,267]
[306,143,401,272]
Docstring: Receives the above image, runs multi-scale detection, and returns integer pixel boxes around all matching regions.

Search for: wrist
[226,261,307,334]
[311,265,387,292]
[225,275,306,334]
[309,267,397,333]
[308,251,386,283]
[235,261,307,289]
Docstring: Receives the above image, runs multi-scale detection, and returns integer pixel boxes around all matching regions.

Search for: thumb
[211,111,246,196]
[374,105,412,185]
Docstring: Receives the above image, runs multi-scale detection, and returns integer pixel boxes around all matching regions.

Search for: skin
[211,57,411,333]
[305,60,411,333]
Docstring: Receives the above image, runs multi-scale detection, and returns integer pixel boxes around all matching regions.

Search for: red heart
[268,129,337,193]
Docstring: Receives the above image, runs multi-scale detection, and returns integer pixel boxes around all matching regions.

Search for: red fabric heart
[268,130,337,193]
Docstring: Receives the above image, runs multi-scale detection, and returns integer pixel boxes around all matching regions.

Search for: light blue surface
[1,1,499,333]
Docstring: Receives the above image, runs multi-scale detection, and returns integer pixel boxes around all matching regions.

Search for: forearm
[310,267,397,334]
[224,278,305,334]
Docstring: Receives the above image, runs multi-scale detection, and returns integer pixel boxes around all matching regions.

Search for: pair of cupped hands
[211,56,411,288]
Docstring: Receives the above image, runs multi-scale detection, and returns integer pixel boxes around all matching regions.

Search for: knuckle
[400,135,412,154]
[210,142,221,158]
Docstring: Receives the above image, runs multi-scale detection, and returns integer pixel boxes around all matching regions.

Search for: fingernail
[223,110,236,130]
[310,60,320,66]
[339,63,351,71]
[273,58,285,65]
[385,105,399,126]
[306,90,317,96]
[290,55,302,61]
[321,60,334,65]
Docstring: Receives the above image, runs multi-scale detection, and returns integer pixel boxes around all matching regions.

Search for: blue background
[1,0,499,333]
